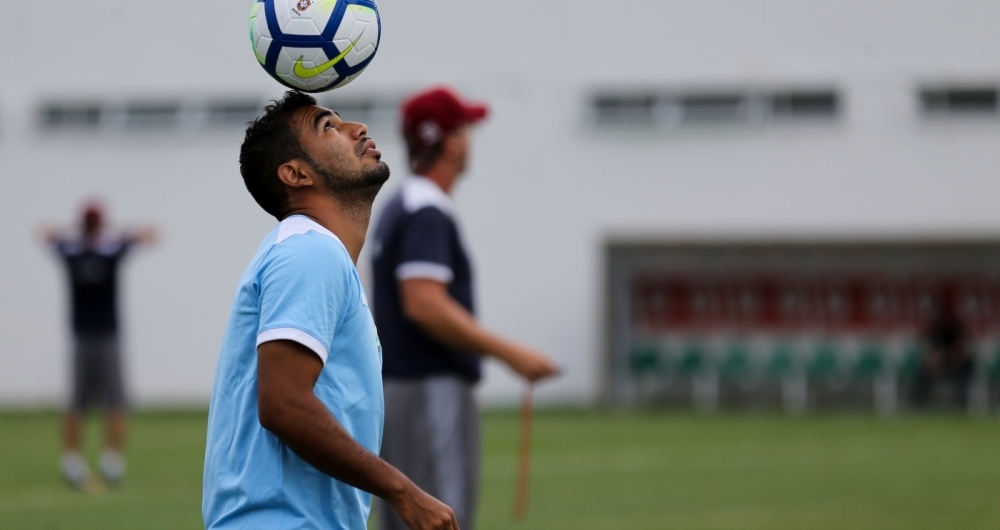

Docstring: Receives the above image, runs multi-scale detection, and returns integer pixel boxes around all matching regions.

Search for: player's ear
[276,159,316,189]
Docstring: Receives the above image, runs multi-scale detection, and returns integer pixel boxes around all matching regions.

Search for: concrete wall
[1,0,999,406]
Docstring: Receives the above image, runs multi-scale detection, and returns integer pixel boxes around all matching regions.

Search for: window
[920,86,999,116]
[590,88,840,130]
[770,91,838,119]
[39,97,267,134]
[123,102,182,129]
[40,102,102,130]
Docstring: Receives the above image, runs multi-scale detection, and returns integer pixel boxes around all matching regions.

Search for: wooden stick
[512,383,534,522]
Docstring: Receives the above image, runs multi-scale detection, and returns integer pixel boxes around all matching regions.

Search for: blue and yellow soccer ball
[249,0,381,93]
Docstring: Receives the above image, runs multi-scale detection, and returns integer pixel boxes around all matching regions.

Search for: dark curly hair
[239,91,317,220]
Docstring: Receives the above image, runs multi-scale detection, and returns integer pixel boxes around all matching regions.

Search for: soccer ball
[249,0,381,93]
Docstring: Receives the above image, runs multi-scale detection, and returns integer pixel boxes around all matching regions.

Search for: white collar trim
[275,215,346,250]
[402,175,455,216]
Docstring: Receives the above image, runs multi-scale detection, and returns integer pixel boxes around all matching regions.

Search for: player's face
[446,125,471,174]
[294,105,383,172]
[291,105,390,201]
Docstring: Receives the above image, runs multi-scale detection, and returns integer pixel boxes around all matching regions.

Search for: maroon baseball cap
[401,86,489,155]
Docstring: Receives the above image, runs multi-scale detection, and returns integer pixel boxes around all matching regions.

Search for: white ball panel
[332,5,379,67]
[311,0,340,34]
[254,36,273,65]
[251,2,271,38]
[274,0,338,37]
[331,70,364,90]
[276,47,341,91]
[277,73,311,91]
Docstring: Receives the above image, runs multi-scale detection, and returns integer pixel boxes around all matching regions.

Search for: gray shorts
[378,376,480,530]
[71,333,126,412]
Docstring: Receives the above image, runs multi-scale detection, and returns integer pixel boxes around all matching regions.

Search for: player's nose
[342,120,368,140]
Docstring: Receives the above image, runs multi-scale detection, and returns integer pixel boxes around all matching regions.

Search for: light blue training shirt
[203,215,384,530]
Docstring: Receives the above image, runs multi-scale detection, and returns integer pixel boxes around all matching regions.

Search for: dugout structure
[605,239,1000,413]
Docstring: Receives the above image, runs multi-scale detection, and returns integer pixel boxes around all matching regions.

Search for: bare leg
[99,410,127,486]
[105,410,126,452]
[63,411,83,452]
[61,410,91,489]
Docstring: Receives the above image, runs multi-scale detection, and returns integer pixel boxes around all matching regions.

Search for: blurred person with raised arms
[371,87,559,530]
[203,91,459,530]
[41,202,156,490]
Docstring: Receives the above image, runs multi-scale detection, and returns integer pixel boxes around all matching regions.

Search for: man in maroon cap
[42,202,156,490]
[371,87,559,530]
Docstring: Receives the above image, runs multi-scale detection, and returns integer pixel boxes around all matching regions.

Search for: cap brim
[463,103,489,123]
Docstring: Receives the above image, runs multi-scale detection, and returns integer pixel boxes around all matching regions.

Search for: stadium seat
[628,344,662,377]
[896,346,922,382]
[765,345,795,380]
[678,343,708,376]
[854,345,884,381]
[719,344,751,380]
[987,350,1000,385]
[808,344,840,380]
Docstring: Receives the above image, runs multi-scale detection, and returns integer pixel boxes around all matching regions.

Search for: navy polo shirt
[53,235,132,334]
[371,176,481,383]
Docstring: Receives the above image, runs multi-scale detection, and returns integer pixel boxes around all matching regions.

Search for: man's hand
[38,225,60,245]
[399,278,561,384]
[499,344,560,382]
[387,483,460,530]
[128,226,158,246]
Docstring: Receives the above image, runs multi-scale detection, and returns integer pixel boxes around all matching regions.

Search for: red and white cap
[401,86,489,156]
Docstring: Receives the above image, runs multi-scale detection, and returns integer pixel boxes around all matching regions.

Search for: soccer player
[203,91,458,530]
[42,203,156,489]
[372,87,559,530]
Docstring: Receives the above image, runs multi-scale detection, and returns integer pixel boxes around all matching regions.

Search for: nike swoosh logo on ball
[293,35,362,79]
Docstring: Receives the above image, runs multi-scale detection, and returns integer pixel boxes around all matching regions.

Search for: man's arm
[399,279,559,381]
[257,339,459,530]
[126,226,158,246]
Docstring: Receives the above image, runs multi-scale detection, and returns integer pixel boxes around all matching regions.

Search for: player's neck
[285,200,370,265]
[416,167,460,195]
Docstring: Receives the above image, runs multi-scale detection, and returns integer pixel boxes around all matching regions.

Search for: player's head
[401,87,488,176]
[240,90,390,221]
[80,201,104,236]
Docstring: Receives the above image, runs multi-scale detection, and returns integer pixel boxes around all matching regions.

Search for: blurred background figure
[41,201,156,490]
[372,87,559,530]
[913,294,974,410]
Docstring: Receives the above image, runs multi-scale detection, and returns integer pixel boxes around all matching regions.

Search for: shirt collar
[402,175,455,216]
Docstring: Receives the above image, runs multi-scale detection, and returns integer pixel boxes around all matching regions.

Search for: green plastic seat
[765,345,795,379]
[987,350,1000,384]
[854,345,884,380]
[896,346,922,381]
[808,344,840,380]
[677,344,707,376]
[719,345,751,380]
[629,344,662,377]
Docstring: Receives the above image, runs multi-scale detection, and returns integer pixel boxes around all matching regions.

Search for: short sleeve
[396,207,455,283]
[256,235,355,365]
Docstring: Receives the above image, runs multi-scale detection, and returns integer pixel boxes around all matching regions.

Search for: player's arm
[38,225,62,245]
[126,226,158,246]
[257,339,459,530]
[400,279,558,382]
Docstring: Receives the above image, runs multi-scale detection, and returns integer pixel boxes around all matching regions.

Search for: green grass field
[0,410,998,529]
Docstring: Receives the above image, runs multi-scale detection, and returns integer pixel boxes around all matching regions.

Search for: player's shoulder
[400,176,455,218]
[265,215,351,266]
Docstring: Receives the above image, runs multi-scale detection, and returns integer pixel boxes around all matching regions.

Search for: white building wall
[1,0,999,406]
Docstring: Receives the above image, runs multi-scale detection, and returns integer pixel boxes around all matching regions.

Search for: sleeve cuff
[396,261,454,283]
[256,328,329,365]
